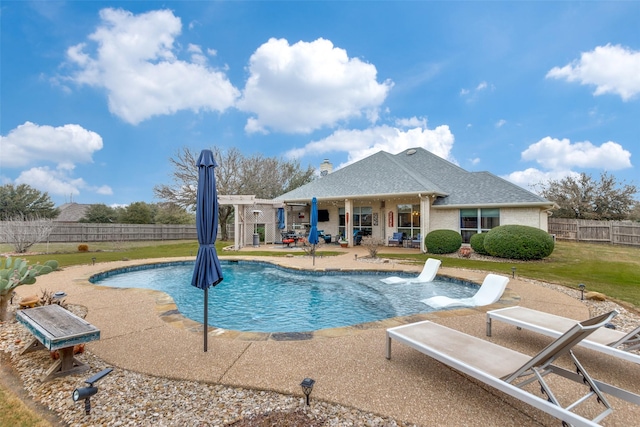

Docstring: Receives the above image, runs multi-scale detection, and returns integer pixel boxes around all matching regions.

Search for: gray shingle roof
[55,203,91,222]
[277,147,551,207]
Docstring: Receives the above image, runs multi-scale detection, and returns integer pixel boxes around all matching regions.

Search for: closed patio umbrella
[191,149,223,352]
[308,197,319,265]
[277,207,285,230]
[277,207,285,243]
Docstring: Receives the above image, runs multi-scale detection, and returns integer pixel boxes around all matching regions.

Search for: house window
[398,204,420,239]
[460,208,500,243]
[338,207,373,239]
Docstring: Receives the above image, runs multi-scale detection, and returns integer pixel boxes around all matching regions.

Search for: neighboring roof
[55,203,91,222]
[277,147,552,208]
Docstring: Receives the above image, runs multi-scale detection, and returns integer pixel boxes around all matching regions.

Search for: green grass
[0,384,51,427]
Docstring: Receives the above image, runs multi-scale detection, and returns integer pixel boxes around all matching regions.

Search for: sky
[1,1,639,207]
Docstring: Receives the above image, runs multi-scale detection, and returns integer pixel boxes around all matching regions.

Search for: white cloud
[546,44,640,101]
[504,136,633,191]
[0,122,103,168]
[15,166,114,197]
[395,116,427,128]
[237,37,393,134]
[469,157,481,165]
[521,136,632,171]
[63,8,239,124]
[459,81,494,102]
[286,122,455,168]
[0,122,113,198]
[495,119,507,128]
[503,168,580,193]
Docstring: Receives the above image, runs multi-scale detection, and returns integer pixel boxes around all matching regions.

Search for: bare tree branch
[154,146,315,240]
[538,172,638,220]
[0,215,56,253]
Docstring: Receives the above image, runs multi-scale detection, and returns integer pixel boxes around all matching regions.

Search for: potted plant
[339,238,349,248]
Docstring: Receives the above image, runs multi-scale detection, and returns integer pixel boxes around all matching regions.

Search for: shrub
[77,244,89,252]
[362,236,383,258]
[425,229,462,254]
[469,232,489,255]
[483,225,554,260]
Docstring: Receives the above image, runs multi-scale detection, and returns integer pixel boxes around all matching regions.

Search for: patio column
[234,204,241,250]
[345,199,353,247]
[419,195,431,253]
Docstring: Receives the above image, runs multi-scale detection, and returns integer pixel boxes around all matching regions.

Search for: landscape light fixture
[72,368,113,415]
[53,291,67,305]
[300,377,315,405]
[511,267,516,278]
[92,257,96,265]
[579,283,586,300]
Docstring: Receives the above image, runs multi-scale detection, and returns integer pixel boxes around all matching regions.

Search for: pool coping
[81,256,521,341]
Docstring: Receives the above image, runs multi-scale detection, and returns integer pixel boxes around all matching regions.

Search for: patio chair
[353,230,363,246]
[386,311,640,426]
[487,306,640,365]
[380,258,441,285]
[421,273,508,309]
[410,234,421,248]
[388,232,403,247]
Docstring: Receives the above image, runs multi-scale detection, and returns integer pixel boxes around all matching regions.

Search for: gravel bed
[1,278,638,427]
[0,303,416,427]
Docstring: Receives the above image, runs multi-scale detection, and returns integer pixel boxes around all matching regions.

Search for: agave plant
[0,257,58,321]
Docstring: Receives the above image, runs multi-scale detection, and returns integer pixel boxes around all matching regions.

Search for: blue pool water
[90,261,478,333]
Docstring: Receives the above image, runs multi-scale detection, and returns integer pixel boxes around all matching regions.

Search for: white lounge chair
[386,311,640,426]
[380,258,441,285]
[421,273,509,309]
[487,306,640,365]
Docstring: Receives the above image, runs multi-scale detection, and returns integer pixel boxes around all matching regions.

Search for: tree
[119,202,156,224]
[0,215,56,253]
[629,201,640,222]
[538,172,638,220]
[0,184,58,219]
[79,204,119,223]
[154,202,195,224]
[154,147,315,239]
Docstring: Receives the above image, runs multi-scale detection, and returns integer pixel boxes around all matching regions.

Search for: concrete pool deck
[13,247,640,425]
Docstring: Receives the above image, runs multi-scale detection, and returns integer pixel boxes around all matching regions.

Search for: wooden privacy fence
[548,218,640,246]
[0,222,197,243]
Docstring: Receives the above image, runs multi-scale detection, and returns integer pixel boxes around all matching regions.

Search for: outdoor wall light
[511,267,516,278]
[72,368,113,415]
[300,377,315,405]
[579,283,586,300]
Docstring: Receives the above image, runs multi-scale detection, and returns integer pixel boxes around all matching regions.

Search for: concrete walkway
[15,247,640,426]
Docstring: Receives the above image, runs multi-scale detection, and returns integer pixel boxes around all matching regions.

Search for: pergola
[218,195,289,250]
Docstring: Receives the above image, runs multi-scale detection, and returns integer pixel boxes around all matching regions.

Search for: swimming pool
[90,260,478,333]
